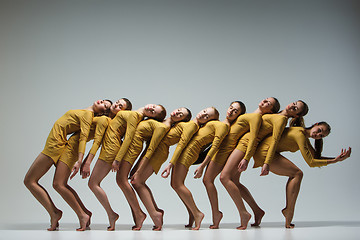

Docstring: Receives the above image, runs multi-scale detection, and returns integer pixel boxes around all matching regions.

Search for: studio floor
[1,221,359,240]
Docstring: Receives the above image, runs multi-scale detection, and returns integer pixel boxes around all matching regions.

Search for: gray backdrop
[0,0,359,225]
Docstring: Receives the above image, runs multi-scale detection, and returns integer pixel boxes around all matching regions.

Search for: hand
[130,173,137,184]
[81,162,91,179]
[70,161,81,179]
[194,166,204,179]
[333,147,352,163]
[238,159,248,172]
[260,163,269,176]
[161,164,173,178]
[112,160,120,172]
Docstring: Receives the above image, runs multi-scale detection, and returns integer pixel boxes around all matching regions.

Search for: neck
[223,118,231,125]
[86,106,94,112]
[279,109,290,117]
[254,108,264,115]
[304,128,311,138]
[163,117,173,126]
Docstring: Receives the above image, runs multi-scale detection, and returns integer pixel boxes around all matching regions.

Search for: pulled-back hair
[305,121,331,159]
[271,97,280,113]
[183,108,192,122]
[122,98,132,110]
[153,104,167,122]
[211,107,220,120]
[231,101,246,115]
[290,100,309,127]
[98,99,113,117]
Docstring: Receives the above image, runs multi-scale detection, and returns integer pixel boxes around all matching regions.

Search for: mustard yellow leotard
[147,121,199,174]
[122,119,170,165]
[212,113,262,165]
[237,113,288,164]
[177,120,230,169]
[253,127,328,168]
[41,109,93,164]
[58,116,110,170]
[98,111,143,165]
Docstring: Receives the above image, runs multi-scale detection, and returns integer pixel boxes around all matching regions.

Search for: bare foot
[236,212,251,230]
[251,209,265,227]
[151,211,163,231]
[282,208,294,229]
[47,210,62,231]
[107,212,119,231]
[185,214,194,228]
[76,214,90,231]
[86,212,92,230]
[192,212,204,230]
[132,212,147,231]
[209,211,223,229]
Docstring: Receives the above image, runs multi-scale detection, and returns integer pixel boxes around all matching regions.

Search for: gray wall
[0,0,359,225]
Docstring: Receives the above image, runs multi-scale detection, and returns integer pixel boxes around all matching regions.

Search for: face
[227,102,242,121]
[144,104,163,118]
[196,107,216,125]
[285,101,305,117]
[110,99,128,115]
[310,124,330,140]
[93,99,112,114]
[258,98,276,113]
[170,107,188,122]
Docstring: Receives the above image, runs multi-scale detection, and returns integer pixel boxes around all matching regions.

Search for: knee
[219,173,230,186]
[295,169,303,180]
[202,176,213,187]
[170,180,181,191]
[131,176,142,190]
[88,178,96,191]
[52,181,64,192]
[116,175,128,189]
[23,175,33,189]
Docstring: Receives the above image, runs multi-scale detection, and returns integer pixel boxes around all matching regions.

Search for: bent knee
[219,173,231,185]
[202,177,214,187]
[52,181,65,192]
[295,170,303,179]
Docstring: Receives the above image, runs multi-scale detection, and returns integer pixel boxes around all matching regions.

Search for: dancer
[251,122,351,228]
[88,104,165,231]
[115,107,191,230]
[170,107,228,230]
[50,98,131,230]
[198,98,276,229]
[24,99,111,231]
[130,107,217,230]
[220,100,308,229]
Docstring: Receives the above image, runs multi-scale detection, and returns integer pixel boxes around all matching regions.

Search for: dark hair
[183,108,192,122]
[122,98,132,110]
[153,104,166,122]
[97,99,113,117]
[211,107,220,120]
[305,121,331,158]
[231,101,246,115]
[271,97,280,113]
[289,100,309,127]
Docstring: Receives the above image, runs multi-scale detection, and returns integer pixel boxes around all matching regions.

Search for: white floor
[1,221,359,240]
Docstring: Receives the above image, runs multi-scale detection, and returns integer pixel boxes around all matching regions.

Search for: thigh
[269,153,301,177]
[222,149,245,177]
[135,163,154,183]
[25,153,54,181]
[89,159,112,183]
[204,161,223,182]
[171,163,189,185]
[116,160,133,182]
[53,161,71,185]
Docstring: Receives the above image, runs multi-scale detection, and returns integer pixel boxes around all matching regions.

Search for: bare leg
[232,171,265,226]
[24,153,62,231]
[116,161,146,231]
[88,159,119,231]
[269,154,303,228]
[53,161,90,231]
[171,163,204,230]
[132,164,163,231]
[220,150,251,230]
[202,161,223,229]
